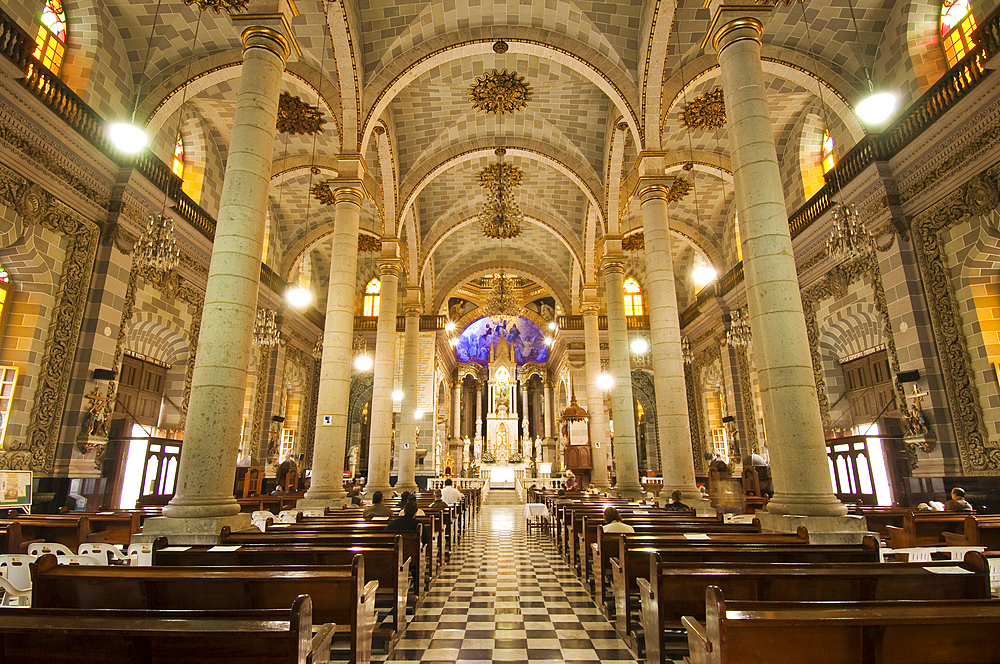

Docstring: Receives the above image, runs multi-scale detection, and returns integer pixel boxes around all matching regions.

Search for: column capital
[600,254,627,277]
[580,300,601,316]
[231,0,301,59]
[636,180,674,204]
[702,5,771,52]
[403,287,422,316]
[377,258,403,279]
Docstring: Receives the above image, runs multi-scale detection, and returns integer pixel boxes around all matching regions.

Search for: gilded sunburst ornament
[277,93,326,135]
[183,0,249,13]
[679,87,726,131]
[469,69,532,114]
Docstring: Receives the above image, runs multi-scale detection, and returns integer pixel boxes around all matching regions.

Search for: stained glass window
[941,0,977,67]
[623,276,643,316]
[822,130,835,174]
[33,0,66,75]
[172,135,185,178]
[363,278,380,317]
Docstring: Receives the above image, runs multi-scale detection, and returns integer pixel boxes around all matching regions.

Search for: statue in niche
[80,386,109,438]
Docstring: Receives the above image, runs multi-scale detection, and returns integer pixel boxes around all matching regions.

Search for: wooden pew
[31,553,376,664]
[220,527,429,602]
[69,512,141,545]
[0,596,334,664]
[0,516,92,551]
[683,586,1000,664]
[639,550,992,664]
[941,514,1000,549]
[152,538,410,639]
[847,505,910,538]
[886,511,967,547]
[0,521,22,554]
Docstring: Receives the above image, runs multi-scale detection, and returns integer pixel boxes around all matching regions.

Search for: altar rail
[429,478,487,493]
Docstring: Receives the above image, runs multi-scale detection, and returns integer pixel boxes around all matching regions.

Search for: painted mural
[454,316,548,366]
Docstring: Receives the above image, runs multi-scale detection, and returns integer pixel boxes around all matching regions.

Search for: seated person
[429,489,448,509]
[363,490,393,520]
[385,500,431,545]
[945,487,974,512]
[663,489,690,512]
[269,485,284,496]
[602,507,634,533]
[397,491,412,510]
[441,478,463,505]
[348,487,363,507]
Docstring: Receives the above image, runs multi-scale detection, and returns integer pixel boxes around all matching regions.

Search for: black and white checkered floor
[377,489,639,664]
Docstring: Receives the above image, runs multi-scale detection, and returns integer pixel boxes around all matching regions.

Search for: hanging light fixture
[845,0,897,126]
[826,203,874,261]
[352,334,373,371]
[253,308,280,348]
[482,272,518,319]
[726,308,752,348]
[682,336,695,365]
[133,213,180,274]
[478,148,524,240]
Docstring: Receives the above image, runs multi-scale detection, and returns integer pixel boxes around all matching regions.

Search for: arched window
[363,278,380,317]
[171,135,185,178]
[623,276,643,316]
[821,129,835,174]
[33,0,67,75]
[941,0,977,67]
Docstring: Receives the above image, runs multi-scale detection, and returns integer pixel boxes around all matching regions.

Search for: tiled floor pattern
[378,488,639,664]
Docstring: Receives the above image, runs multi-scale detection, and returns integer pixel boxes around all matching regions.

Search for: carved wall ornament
[358,234,381,253]
[667,178,693,202]
[900,122,1000,203]
[469,69,532,114]
[679,87,726,131]
[735,345,758,455]
[183,0,249,12]
[0,166,99,473]
[912,163,1000,473]
[311,181,336,205]
[276,92,326,135]
[622,233,644,252]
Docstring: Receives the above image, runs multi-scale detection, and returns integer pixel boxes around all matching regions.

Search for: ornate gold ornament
[622,233,645,252]
[276,92,326,135]
[493,40,509,54]
[667,178,694,201]
[477,151,525,239]
[483,273,519,319]
[469,69,532,114]
[311,181,336,205]
[358,234,382,253]
[183,0,249,13]
[679,87,726,131]
[476,162,524,190]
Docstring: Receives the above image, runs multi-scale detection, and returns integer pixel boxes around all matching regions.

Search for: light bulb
[353,354,373,371]
[597,373,614,391]
[108,122,148,154]
[414,409,424,420]
[548,322,557,330]
[285,285,312,308]
[631,338,649,355]
[445,321,456,332]
[692,265,718,287]
[392,389,403,402]
[855,91,897,126]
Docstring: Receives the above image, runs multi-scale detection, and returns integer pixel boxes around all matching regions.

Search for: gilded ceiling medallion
[476,162,525,189]
[469,69,532,114]
[666,178,693,201]
[622,233,645,252]
[358,234,382,253]
[277,92,326,135]
[679,87,726,131]
[183,0,249,13]
[493,40,509,54]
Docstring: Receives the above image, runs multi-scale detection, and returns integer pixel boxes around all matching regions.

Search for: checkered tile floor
[377,489,638,664]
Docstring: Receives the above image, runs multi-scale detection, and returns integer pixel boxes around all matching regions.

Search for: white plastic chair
[57,555,102,566]
[127,543,154,566]
[251,511,275,532]
[277,510,301,523]
[888,547,935,562]
[0,555,34,592]
[299,509,324,518]
[0,576,30,607]
[77,543,129,564]
[26,542,74,557]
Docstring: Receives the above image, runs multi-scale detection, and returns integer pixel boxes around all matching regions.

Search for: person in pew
[397,492,425,517]
[397,491,412,510]
[441,478,463,505]
[945,487,974,512]
[269,485,284,496]
[363,491,394,520]
[663,489,690,512]
[385,500,431,545]
[602,507,635,533]
[429,489,447,509]
[348,487,363,507]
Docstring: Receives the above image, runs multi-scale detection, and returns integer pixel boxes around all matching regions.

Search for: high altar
[481,336,526,486]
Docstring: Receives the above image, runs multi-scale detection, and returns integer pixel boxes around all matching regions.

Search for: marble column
[582,293,610,490]
[475,383,483,438]
[709,6,845,518]
[521,382,529,439]
[300,184,365,506]
[639,182,710,509]
[395,289,421,492]
[543,381,553,440]
[363,257,401,498]
[160,26,290,528]
[602,251,644,498]
[452,381,461,440]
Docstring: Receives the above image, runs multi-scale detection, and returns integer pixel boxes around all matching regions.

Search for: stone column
[300,179,365,506]
[395,289,421,492]
[637,180,710,509]
[582,292,610,490]
[601,250,643,498]
[543,381,553,440]
[521,381,529,439]
[158,25,291,532]
[452,381,462,440]
[475,383,483,434]
[363,256,401,498]
[708,6,846,519]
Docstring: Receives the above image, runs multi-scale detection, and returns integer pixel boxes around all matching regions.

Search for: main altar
[478,335,527,487]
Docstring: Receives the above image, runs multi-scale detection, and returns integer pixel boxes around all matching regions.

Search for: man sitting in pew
[385,500,430,545]
[663,490,689,512]
[602,508,635,533]
[945,487,974,512]
[429,490,447,509]
[363,491,393,521]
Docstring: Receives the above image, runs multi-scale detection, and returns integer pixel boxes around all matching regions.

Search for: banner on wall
[0,471,31,509]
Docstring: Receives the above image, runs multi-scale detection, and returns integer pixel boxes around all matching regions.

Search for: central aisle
[381,489,639,664]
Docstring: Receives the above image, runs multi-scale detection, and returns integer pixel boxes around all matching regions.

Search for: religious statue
[80,385,109,439]
[472,435,480,460]
[904,405,929,438]
[348,443,359,475]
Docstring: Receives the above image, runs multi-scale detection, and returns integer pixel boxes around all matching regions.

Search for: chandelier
[826,203,873,261]
[482,273,518,319]
[253,308,280,348]
[682,336,695,365]
[478,149,524,239]
[726,308,752,348]
[134,214,180,275]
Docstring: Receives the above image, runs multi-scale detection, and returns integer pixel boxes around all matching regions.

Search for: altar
[480,462,527,489]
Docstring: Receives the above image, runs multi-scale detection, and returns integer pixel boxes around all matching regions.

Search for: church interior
[0,0,999,660]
